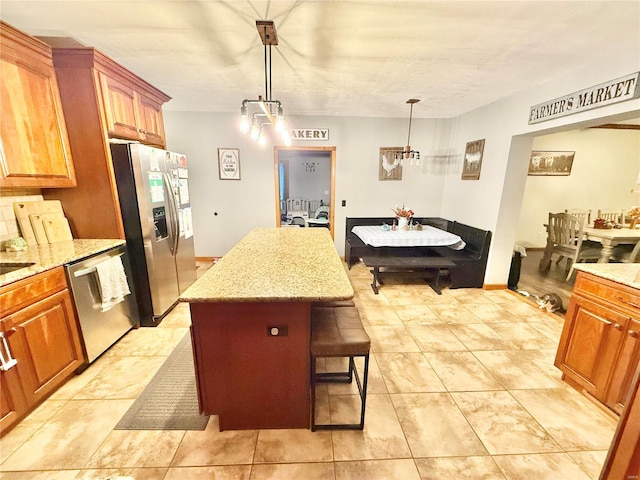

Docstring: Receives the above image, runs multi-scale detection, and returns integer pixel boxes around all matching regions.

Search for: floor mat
[114,332,209,430]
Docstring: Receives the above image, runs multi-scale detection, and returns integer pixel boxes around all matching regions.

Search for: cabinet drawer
[0,267,67,318]
[575,272,640,315]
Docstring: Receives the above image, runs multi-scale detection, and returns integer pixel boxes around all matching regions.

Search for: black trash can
[508,251,522,290]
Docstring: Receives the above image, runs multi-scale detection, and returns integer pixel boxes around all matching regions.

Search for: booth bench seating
[344,216,492,289]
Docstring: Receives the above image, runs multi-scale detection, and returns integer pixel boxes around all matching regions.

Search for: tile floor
[0,261,620,479]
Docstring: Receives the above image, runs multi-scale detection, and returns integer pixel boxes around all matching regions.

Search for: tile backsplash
[0,188,44,247]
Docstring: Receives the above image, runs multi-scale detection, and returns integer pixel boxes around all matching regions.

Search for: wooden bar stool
[310,306,370,430]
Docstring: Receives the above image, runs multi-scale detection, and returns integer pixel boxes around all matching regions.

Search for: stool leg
[311,355,317,431]
[358,354,370,430]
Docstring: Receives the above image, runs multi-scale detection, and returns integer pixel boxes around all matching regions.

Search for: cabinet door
[137,93,166,147]
[2,289,83,405]
[0,330,28,433]
[0,34,76,188]
[605,318,640,414]
[555,295,627,397]
[99,72,141,141]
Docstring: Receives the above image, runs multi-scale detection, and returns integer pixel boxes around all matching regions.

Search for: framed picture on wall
[461,139,485,180]
[379,147,403,181]
[218,148,241,180]
[528,151,575,176]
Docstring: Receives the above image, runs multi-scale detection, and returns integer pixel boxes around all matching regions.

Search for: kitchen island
[180,228,354,430]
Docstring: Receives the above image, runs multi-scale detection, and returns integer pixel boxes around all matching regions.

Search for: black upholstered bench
[363,256,456,295]
[310,306,370,431]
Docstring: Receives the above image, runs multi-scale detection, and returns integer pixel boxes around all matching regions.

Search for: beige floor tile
[492,453,592,480]
[84,430,184,468]
[159,302,194,328]
[48,355,111,400]
[380,288,428,306]
[332,394,411,461]
[448,323,517,350]
[75,467,168,480]
[486,322,558,350]
[253,429,333,463]
[164,465,251,479]
[393,304,441,324]
[106,327,189,356]
[568,451,609,480]
[445,289,495,304]
[414,456,506,480]
[511,389,617,450]
[428,303,482,324]
[425,351,503,392]
[357,304,402,326]
[483,289,522,305]
[406,324,468,352]
[0,470,81,479]
[171,417,258,466]
[325,354,388,395]
[465,303,518,322]
[0,399,68,464]
[335,458,421,480]
[353,290,391,306]
[1,399,132,471]
[527,318,564,340]
[251,462,335,480]
[375,352,446,393]
[392,393,488,457]
[366,325,421,352]
[452,391,562,455]
[472,350,563,389]
[75,356,166,399]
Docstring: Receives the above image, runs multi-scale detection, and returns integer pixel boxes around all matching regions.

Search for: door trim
[274,146,336,239]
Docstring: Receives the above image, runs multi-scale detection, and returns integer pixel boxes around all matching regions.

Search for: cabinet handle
[629,330,639,338]
[614,323,623,330]
[615,295,640,309]
[0,332,18,371]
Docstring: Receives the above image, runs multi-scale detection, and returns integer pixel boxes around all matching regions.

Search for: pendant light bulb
[240,106,250,133]
[250,118,259,141]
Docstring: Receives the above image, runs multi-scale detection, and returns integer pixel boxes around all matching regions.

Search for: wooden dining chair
[564,208,591,225]
[540,212,603,281]
[596,209,623,223]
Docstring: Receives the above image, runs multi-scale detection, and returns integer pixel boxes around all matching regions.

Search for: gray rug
[115,333,209,430]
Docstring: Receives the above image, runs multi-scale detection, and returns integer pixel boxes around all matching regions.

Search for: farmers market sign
[528,72,640,124]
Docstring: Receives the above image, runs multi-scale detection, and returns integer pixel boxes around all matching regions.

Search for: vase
[397,217,409,230]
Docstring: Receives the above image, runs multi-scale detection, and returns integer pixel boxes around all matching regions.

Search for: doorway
[274,146,336,238]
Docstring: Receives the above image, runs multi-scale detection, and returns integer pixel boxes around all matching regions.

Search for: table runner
[352,225,466,249]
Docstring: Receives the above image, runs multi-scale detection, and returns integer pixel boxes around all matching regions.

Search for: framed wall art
[218,148,241,180]
[379,147,403,181]
[528,151,575,176]
[461,139,485,180]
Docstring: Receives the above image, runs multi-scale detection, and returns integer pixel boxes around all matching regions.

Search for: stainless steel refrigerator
[110,142,197,326]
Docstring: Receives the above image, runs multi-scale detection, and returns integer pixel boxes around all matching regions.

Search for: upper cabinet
[41,46,170,239]
[0,22,76,188]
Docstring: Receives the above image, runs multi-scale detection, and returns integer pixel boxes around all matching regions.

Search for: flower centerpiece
[392,204,414,230]
[628,206,640,229]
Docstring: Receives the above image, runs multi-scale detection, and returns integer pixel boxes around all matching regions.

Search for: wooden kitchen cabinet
[0,21,76,188]
[40,46,170,239]
[555,270,640,414]
[0,267,83,435]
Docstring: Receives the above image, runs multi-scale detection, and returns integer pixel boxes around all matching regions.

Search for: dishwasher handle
[73,252,125,278]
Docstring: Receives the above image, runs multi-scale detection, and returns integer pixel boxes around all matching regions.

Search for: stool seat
[310,306,370,431]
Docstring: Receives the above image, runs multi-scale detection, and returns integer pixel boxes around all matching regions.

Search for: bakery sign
[528,72,640,124]
[289,128,329,140]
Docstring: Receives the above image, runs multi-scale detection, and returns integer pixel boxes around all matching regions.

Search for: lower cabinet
[0,267,83,435]
[555,271,640,415]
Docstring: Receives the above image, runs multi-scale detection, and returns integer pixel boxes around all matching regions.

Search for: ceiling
[1,1,639,119]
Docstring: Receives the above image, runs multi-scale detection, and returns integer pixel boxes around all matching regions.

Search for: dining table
[351,224,466,249]
[582,226,640,263]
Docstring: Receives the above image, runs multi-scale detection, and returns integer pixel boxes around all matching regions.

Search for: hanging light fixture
[393,99,421,166]
[240,20,291,146]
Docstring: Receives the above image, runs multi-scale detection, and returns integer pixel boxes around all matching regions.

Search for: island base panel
[190,302,311,430]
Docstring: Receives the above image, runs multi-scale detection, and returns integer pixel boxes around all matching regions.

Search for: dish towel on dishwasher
[95,256,131,312]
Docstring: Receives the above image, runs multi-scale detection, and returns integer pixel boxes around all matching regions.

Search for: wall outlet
[267,325,288,336]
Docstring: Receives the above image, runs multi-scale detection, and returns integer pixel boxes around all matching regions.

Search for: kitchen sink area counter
[0,239,125,286]
[181,227,354,431]
[574,262,640,290]
[181,227,354,302]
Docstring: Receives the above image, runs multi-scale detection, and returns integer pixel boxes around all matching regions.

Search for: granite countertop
[575,263,640,290]
[0,239,126,287]
[181,227,354,302]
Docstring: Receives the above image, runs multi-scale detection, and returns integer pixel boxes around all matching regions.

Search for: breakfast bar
[179,228,354,430]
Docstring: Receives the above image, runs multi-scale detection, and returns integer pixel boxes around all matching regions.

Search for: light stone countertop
[180,228,354,302]
[0,239,125,287]
[575,263,640,290]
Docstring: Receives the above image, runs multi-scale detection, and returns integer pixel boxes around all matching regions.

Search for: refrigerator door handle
[162,172,180,256]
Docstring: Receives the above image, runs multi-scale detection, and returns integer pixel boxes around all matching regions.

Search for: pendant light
[394,99,421,166]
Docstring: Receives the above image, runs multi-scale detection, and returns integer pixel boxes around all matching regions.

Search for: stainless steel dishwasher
[65,244,139,365]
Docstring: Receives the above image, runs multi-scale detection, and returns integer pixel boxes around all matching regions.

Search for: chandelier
[240,20,290,146]
[393,99,421,165]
